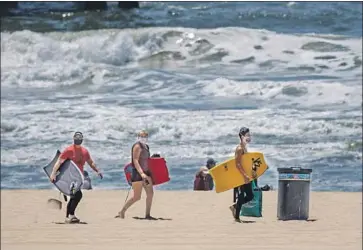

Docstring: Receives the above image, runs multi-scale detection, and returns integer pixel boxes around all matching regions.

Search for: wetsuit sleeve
[59,147,72,160]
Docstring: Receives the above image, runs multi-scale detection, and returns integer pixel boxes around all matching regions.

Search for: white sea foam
[200,78,362,108]
[1,27,362,88]
[1,26,362,191]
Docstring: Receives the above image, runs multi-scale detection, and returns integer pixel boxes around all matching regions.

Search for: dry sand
[1,190,362,250]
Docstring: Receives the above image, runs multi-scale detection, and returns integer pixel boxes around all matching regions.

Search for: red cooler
[123,158,170,186]
[148,157,170,185]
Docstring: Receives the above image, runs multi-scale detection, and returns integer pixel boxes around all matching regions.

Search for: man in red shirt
[50,132,103,223]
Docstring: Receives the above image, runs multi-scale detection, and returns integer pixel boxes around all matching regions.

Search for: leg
[243,182,254,204]
[69,190,82,216]
[118,181,143,218]
[117,168,145,218]
[235,182,254,220]
[143,176,154,218]
[66,190,82,223]
[230,187,240,220]
[233,187,239,203]
[234,186,245,221]
[66,198,72,218]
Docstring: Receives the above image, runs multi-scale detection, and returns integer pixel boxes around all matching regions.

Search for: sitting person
[193,158,216,191]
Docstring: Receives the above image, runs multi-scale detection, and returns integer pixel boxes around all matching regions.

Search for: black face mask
[74,139,83,145]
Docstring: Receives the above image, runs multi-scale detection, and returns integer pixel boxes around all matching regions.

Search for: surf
[1,26,362,89]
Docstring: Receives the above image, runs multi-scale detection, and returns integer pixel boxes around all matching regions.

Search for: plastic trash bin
[277,167,312,220]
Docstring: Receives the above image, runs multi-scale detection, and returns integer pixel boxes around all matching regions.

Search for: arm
[87,157,100,173]
[50,149,70,181]
[132,144,145,176]
[51,157,65,176]
[51,149,70,176]
[235,146,249,178]
[86,151,103,179]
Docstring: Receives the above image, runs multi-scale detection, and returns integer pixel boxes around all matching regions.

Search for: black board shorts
[131,168,152,183]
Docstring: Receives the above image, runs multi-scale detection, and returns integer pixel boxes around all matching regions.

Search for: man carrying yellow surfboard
[229,127,254,222]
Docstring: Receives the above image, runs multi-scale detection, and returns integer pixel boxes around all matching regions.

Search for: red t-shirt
[59,145,90,173]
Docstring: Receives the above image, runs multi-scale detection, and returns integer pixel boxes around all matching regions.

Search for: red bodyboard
[148,157,170,185]
[124,163,133,186]
[123,157,170,186]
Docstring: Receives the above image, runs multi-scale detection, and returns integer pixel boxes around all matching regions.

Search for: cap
[73,132,83,140]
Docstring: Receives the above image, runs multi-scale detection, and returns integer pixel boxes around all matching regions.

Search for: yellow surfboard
[209,152,268,193]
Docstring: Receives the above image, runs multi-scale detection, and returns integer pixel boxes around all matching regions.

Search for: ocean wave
[1,27,361,88]
[1,25,362,192]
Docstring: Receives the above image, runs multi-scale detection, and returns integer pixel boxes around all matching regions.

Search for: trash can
[277,167,312,220]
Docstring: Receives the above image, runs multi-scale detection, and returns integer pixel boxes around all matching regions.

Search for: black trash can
[277,167,312,220]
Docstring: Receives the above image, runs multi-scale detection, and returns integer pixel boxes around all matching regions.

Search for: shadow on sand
[278,218,318,222]
[53,221,88,225]
[238,220,256,223]
[132,216,172,221]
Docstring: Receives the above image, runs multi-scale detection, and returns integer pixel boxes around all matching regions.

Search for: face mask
[243,136,251,143]
[138,137,148,144]
[74,139,83,145]
[73,132,83,145]
[241,135,251,144]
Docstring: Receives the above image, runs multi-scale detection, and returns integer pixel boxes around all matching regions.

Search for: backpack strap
[130,142,138,167]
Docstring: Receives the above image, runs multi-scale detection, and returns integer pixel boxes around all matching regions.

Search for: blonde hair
[137,130,148,137]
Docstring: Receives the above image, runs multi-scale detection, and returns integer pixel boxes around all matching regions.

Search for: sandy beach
[1,190,361,250]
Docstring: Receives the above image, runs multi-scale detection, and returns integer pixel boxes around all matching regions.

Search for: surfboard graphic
[43,150,84,196]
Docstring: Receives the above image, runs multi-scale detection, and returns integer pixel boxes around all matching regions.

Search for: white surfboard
[43,150,84,196]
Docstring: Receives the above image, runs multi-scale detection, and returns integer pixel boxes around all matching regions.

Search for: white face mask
[242,135,251,144]
[138,137,148,144]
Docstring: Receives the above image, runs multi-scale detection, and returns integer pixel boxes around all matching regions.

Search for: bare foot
[115,211,125,219]
[145,215,157,220]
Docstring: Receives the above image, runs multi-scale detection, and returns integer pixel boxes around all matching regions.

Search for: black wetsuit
[233,181,254,219]
[66,190,82,217]
[233,147,255,219]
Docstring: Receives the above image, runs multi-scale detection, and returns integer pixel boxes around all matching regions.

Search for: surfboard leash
[124,186,132,204]
[59,191,67,202]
